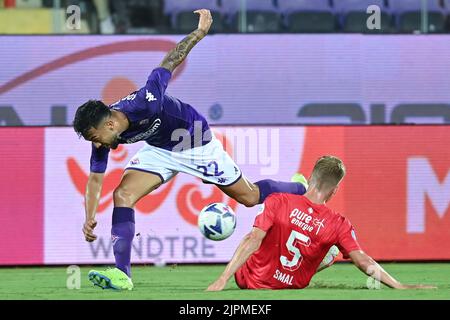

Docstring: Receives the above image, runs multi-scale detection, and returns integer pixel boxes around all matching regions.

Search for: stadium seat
[222,0,281,33]
[0,8,53,33]
[174,10,225,33]
[442,0,450,32]
[15,0,42,8]
[164,0,219,14]
[231,11,282,33]
[389,0,445,33]
[109,0,169,34]
[277,0,331,12]
[220,0,275,14]
[333,0,391,33]
[277,0,336,33]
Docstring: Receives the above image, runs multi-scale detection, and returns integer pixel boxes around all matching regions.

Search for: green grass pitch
[0,263,448,300]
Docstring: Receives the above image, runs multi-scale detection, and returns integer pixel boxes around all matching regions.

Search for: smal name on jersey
[273,269,293,285]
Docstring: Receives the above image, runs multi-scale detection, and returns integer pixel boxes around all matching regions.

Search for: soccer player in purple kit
[73,9,308,290]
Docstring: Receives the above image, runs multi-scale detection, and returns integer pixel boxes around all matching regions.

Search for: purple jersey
[90,67,211,173]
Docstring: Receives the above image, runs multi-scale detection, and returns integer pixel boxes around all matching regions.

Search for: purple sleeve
[144,67,172,100]
[117,67,172,119]
[90,143,110,173]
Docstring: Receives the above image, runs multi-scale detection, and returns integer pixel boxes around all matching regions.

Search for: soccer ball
[198,203,237,241]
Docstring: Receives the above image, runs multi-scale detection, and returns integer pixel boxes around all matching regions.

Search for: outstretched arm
[159,9,213,72]
[83,172,104,242]
[206,228,267,291]
[83,144,109,242]
[349,250,436,289]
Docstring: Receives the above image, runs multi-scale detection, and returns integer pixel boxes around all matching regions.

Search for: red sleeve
[335,217,361,259]
[253,194,281,232]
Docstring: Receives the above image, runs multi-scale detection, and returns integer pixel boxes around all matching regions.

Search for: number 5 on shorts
[280,230,311,272]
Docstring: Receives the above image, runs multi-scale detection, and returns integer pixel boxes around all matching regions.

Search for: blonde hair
[310,155,346,191]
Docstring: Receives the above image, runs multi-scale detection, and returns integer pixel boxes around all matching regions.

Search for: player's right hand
[206,279,226,292]
[83,219,98,242]
[194,9,213,35]
[396,284,437,290]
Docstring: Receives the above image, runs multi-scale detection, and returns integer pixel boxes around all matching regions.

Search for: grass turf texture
[0,263,448,300]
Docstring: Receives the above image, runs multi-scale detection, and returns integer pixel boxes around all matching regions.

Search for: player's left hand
[194,9,213,35]
[82,219,98,242]
[206,278,227,292]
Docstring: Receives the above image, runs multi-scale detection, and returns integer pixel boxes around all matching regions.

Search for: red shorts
[234,268,247,289]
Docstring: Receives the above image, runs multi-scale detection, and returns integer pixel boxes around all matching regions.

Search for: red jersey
[235,193,361,289]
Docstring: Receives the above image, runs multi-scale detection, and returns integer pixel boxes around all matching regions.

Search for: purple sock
[111,207,135,278]
[255,179,306,204]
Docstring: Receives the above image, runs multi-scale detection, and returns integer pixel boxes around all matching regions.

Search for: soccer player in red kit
[207,156,436,291]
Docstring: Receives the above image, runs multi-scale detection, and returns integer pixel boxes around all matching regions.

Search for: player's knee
[235,192,259,207]
[113,186,136,207]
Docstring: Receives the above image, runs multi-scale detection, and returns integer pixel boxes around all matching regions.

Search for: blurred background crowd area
[1,0,450,34]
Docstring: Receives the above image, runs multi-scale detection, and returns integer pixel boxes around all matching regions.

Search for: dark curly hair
[73,100,111,139]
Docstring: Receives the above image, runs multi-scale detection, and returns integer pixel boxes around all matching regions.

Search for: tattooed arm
[159,9,213,72]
